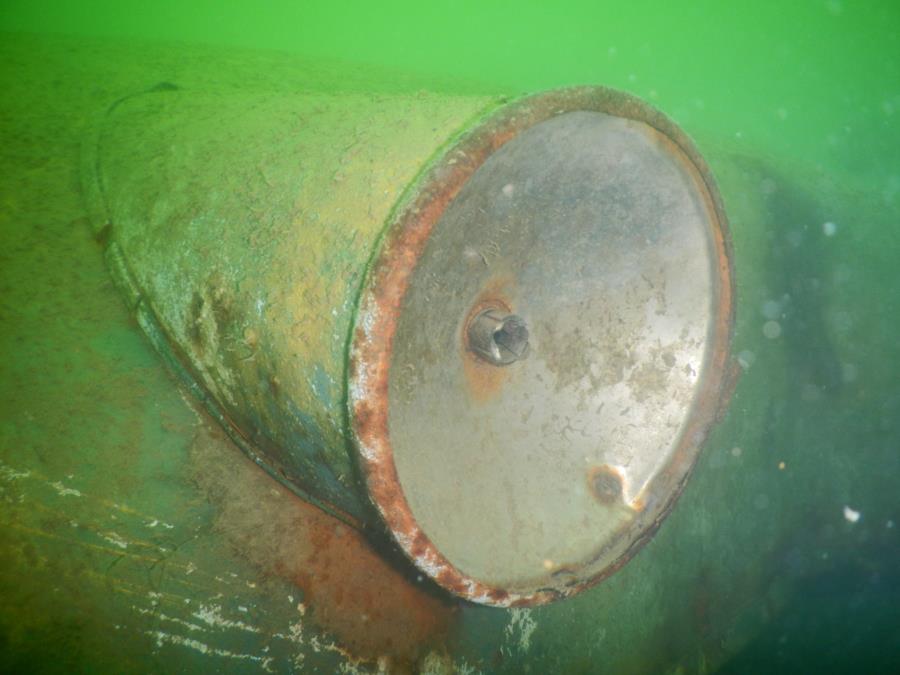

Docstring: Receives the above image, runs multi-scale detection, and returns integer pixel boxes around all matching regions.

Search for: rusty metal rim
[348,86,735,607]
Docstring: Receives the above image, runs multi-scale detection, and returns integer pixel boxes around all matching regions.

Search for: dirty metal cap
[350,87,734,606]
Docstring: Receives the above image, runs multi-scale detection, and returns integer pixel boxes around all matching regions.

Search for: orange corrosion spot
[461,274,517,403]
[190,424,456,668]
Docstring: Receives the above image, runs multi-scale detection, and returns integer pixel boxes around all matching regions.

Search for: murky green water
[0,2,897,673]
[3,1,898,171]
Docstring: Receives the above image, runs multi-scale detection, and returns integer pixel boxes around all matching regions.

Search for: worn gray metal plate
[389,111,720,589]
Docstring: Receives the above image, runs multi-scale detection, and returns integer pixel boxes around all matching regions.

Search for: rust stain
[289,524,455,667]
[587,465,625,505]
[461,280,515,402]
[349,87,736,606]
[190,423,456,668]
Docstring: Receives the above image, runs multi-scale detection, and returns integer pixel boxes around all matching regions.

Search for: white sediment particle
[504,608,538,654]
[357,440,378,462]
[287,619,304,644]
[843,505,861,523]
[307,633,352,660]
[335,661,370,675]
[132,606,205,632]
[177,389,206,424]
[102,532,129,549]
[192,604,261,633]
[360,303,377,338]
[822,221,837,236]
[419,651,453,675]
[0,463,31,481]
[51,481,83,497]
[148,631,274,671]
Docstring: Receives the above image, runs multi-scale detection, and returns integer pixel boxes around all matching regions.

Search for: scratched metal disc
[350,88,734,606]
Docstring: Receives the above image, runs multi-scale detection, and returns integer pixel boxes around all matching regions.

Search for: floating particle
[843,506,861,523]
[763,321,782,339]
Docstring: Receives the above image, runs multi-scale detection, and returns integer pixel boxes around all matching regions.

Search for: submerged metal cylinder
[84,83,734,605]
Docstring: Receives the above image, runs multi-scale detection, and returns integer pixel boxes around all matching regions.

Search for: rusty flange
[349,87,734,606]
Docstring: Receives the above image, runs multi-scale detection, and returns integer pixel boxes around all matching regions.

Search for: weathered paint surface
[1,33,898,674]
[84,66,498,523]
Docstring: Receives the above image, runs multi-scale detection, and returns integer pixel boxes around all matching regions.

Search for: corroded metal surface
[87,72,734,605]
[84,82,498,524]
[4,32,899,674]
[350,88,735,605]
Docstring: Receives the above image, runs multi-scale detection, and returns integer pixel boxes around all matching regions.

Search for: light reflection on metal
[466,308,529,365]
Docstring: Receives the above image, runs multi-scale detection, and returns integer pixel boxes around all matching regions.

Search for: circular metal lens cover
[350,88,734,606]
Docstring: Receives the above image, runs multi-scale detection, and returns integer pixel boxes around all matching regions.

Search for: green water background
[2,0,898,181]
[1,1,898,672]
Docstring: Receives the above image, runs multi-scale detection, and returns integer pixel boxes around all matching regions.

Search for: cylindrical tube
[84,82,734,605]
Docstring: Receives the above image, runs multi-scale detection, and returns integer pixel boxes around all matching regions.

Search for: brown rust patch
[486,588,510,604]
[190,421,456,667]
[459,275,518,402]
[716,357,743,422]
[587,465,625,505]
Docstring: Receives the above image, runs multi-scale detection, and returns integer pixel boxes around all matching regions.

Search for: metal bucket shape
[83,82,734,606]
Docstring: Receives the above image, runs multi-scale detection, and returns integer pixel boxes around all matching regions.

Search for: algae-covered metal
[6,31,898,675]
[84,73,734,604]
[84,84,500,524]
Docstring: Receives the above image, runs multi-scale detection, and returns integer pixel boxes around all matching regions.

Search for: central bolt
[467,308,529,366]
